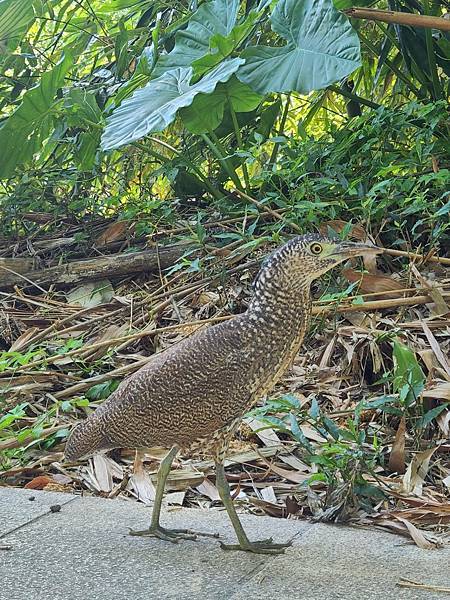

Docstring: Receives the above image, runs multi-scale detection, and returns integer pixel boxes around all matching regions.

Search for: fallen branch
[0,257,37,274]
[0,245,189,289]
[344,7,450,32]
[397,578,450,593]
[382,247,450,266]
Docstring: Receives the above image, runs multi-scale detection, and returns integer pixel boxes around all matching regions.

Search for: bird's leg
[129,446,219,543]
[215,462,292,555]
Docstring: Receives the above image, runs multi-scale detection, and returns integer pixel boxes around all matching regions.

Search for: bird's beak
[333,242,383,259]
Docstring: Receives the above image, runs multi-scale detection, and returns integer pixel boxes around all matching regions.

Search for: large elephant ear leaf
[152,0,239,78]
[101,58,244,150]
[180,76,262,134]
[237,0,361,94]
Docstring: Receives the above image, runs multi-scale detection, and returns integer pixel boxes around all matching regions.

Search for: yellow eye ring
[310,243,323,255]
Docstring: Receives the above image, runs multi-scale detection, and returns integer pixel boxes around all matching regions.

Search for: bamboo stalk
[344,7,450,32]
[382,247,450,265]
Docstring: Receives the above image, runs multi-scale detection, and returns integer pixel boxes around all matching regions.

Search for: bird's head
[256,234,382,292]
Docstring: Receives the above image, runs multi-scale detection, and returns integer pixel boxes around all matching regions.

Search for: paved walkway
[1,488,449,600]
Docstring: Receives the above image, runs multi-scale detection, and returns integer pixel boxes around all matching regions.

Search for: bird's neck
[244,272,312,345]
[234,273,312,404]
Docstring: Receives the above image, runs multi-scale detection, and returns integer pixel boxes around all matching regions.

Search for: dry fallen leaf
[423,383,450,401]
[389,416,406,474]
[24,475,52,490]
[394,516,439,549]
[402,447,439,496]
[342,269,405,299]
[421,321,450,377]
[8,327,40,352]
[196,478,221,501]
[128,449,156,504]
[95,221,129,247]
[66,279,114,309]
[260,485,277,504]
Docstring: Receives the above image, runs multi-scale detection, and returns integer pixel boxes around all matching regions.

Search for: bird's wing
[100,318,256,434]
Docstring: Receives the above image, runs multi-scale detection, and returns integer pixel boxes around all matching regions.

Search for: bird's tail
[64,416,113,461]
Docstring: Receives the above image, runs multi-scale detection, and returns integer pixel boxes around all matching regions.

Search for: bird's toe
[219,538,292,554]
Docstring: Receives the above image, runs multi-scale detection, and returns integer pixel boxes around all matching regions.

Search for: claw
[219,538,292,555]
[129,526,197,541]
[129,526,219,543]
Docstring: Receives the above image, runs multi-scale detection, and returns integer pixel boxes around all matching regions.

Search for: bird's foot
[129,526,219,543]
[220,537,292,555]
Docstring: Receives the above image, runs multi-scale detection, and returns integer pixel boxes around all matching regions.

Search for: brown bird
[65,234,380,554]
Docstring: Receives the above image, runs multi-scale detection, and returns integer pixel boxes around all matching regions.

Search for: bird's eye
[310,243,323,255]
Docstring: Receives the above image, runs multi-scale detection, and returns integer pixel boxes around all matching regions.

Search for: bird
[65,233,381,554]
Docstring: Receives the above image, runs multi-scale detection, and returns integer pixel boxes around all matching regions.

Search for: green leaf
[53,428,70,439]
[226,76,262,112]
[309,397,320,419]
[392,341,425,405]
[256,98,282,140]
[180,88,227,134]
[416,404,447,429]
[237,0,361,94]
[75,398,90,407]
[434,198,450,218]
[332,0,374,9]
[114,19,130,79]
[322,416,341,440]
[0,0,35,52]
[0,402,28,430]
[86,380,119,400]
[307,472,327,483]
[74,131,101,172]
[289,413,314,453]
[65,89,102,125]
[180,75,261,133]
[0,52,73,178]
[353,482,386,499]
[153,0,239,78]
[192,9,260,76]
[101,58,243,150]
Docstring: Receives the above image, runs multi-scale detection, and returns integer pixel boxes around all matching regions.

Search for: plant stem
[328,85,380,110]
[201,132,244,191]
[358,33,423,99]
[268,93,291,167]
[134,139,222,201]
[423,0,442,100]
[228,98,251,191]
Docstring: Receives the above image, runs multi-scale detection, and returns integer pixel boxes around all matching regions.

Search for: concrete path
[1,488,449,600]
